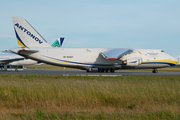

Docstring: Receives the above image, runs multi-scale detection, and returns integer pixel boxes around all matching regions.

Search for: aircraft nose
[171,56,178,65]
[172,56,178,62]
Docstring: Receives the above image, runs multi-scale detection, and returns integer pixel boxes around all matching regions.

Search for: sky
[0,0,180,62]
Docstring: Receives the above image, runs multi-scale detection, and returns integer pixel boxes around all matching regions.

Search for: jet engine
[123,57,142,66]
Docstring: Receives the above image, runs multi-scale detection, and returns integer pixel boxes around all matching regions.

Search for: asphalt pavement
[0,69,180,76]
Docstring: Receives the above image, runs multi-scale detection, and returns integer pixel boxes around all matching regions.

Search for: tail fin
[51,38,64,47]
[12,16,51,48]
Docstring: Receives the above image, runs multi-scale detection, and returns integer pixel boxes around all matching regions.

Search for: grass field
[0,74,180,119]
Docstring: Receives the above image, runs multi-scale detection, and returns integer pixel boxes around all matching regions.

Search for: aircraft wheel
[152,69,158,73]
[110,69,115,73]
[105,69,109,73]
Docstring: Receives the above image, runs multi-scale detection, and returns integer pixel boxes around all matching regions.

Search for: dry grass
[0,74,180,119]
[158,67,180,71]
[25,64,70,69]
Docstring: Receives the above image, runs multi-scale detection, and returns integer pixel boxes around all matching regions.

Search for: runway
[0,69,180,76]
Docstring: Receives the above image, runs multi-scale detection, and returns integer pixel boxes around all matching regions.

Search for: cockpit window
[161,50,164,52]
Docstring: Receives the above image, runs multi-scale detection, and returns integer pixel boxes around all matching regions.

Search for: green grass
[0,74,180,119]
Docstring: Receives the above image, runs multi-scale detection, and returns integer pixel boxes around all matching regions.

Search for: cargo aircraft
[10,17,178,73]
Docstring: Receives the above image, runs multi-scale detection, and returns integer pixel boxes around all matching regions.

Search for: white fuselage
[10,47,178,70]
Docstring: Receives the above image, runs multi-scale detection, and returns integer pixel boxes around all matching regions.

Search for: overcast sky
[0,0,180,61]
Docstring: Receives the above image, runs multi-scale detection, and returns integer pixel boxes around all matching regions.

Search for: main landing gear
[98,68,115,73]
[152,69,158,73]
[87,68,115,73]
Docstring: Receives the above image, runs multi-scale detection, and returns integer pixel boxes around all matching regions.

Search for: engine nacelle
[124,57,142,66]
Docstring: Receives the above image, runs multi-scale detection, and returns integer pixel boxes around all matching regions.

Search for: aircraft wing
[100,49,133,60]
[0,58,24,64]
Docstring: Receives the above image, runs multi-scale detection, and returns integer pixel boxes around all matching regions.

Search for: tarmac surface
[0,69,180,76]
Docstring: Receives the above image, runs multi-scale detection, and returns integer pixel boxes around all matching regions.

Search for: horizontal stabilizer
[18,49,39,56]
[19,49,39,53]
[100,49,133,60]
[9,48,39,56]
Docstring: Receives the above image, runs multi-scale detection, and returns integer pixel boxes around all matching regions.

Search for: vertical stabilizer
[12,16,51,48]
[51,38,64,47]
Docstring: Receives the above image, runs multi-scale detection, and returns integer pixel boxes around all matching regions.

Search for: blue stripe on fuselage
[142,62,176,66]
